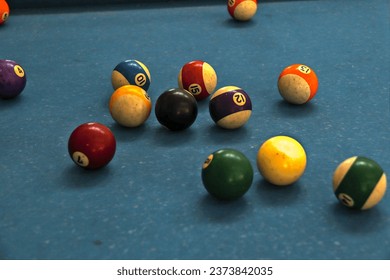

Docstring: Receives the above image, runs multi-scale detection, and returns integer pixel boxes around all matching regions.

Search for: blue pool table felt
[1,0,389,260]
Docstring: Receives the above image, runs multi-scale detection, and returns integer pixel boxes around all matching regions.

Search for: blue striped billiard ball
[111,59,151,91]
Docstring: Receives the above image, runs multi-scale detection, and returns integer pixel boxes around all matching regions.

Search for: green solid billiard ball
[333,156,387,210]
[201,149,253,200]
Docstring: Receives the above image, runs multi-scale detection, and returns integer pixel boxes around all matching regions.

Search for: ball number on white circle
[2,12,8,21]
[338,193,354,207]
[135,73,147,87]
[189,83,202,95]
[72,151,89,167]
[297,65,311,74]
[228,0,236,7]
[233,92,247,106]
[14,65,25,78]
[202,154,214,169]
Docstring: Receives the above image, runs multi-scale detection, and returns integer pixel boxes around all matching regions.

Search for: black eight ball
[155,88,198,131]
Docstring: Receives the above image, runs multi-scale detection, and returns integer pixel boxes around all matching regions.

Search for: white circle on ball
[72,151,89,167]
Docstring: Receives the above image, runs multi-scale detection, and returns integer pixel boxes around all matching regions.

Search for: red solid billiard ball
[178,60,217,101]
[68,122,116,169]
[0,0,9,25]
[227,0,258,21]
[277,64,318,104]
[0,59,27,99]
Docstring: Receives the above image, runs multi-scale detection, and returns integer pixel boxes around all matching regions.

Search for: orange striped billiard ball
[178,60,217,101]
[109,85,152,127]
[227,0,258,21]
[277,64,318,105]
[0,0,9,25]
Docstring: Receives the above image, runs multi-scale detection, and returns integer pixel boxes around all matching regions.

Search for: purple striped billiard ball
[209,86,252,129]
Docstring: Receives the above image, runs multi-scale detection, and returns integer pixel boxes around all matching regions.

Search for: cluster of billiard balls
[1,3,26,99]
[66,57,387,211]
[202,143,387,211]
[0,0,258,24]
[2,0,386,211]
[68,58,253,170]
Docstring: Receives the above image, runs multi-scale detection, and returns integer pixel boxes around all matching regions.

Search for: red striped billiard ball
[68,122,116,169]
[178,60,217,101]
[209,86,252,129]
[227,0,258,21]
[0,59,27,99]
[277,64,318,104]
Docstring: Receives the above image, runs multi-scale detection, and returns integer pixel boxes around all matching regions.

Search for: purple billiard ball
[209,86,252,129]
[0,59,27,99]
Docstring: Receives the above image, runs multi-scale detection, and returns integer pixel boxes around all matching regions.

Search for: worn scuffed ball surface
[257,136,307,186]
[333,156,387,210]
[278,64,318,104]
[227,0,258,21]
[178,60,217,101]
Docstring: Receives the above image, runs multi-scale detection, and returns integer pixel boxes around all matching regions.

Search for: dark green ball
[201,149,253,200]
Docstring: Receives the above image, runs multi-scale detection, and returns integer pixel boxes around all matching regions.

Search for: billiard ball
[68,122,116,169]
[109,85,152,127]
[202,149,253,200]
[333,156,387,210]
[0,0,9,25]
[277,64,318,104]
[155,88,198,131]
[178,60,217,101]
[0,59,26,99]
[257,136,307,186]
[209,86,252,129]
[227,0,258,21]
[111,59,151,91]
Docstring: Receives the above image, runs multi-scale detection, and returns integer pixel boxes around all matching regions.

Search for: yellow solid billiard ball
[257,136,307,186]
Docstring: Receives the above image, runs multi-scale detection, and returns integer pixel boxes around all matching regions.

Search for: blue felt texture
[0,0,389,260]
